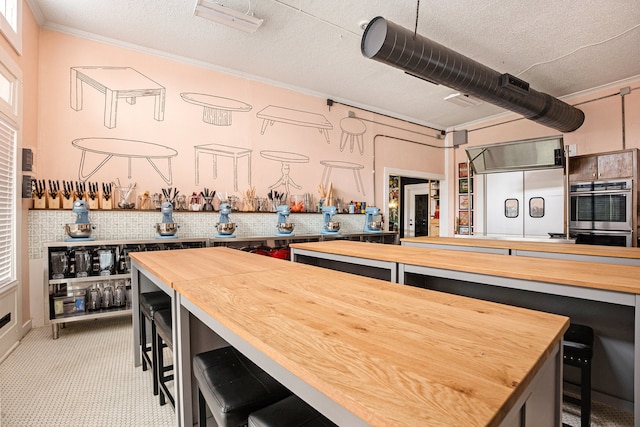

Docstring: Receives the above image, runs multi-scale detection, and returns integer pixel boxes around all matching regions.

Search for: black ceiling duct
[361,17,585,133]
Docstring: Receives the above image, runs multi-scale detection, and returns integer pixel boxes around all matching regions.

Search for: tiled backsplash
[28,210,367,259]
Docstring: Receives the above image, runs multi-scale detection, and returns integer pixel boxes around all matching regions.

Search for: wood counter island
[290,240,640,421]
[401,236,640,265]
[131,247,569,426]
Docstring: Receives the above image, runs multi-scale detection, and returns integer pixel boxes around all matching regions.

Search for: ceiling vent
[361,17,585,133]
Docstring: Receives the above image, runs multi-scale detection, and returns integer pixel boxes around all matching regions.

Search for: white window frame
[0,43,21,290]
[0,0,21,55]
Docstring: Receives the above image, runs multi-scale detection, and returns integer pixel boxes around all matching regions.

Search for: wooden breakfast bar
[289,240,640,422]
[401,236,640,266]
[131,246,569,426]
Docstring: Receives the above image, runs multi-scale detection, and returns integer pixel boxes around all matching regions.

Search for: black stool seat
[248,395,337,427]
[139,291,171,396]
[193,347,291,427]
[140,291,171,319]
[564,323,593,363]
[155,308,174,408]
[563,323,594,427]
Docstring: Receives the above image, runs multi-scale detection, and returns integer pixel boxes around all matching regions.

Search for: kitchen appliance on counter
[74,249,92,278]
[215,203,237,237]
[321,205,340,235]
[570,179,633,247]
[50,251,68,279]
[102,282,114,309]
[64,200,95,241]
[87,283,102,311]
[155,201,179,238]
[364,206,382,232]
[113,280,128,307]
[275,205,295,236]
[97,248,114,275]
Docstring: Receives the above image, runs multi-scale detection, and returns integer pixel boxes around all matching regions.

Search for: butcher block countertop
[173,256,568,426]
[401,236,640,260]
[129,246,296,288]
[289,240,640,295]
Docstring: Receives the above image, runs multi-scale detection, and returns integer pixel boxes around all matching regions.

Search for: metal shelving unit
[44,238,207,339]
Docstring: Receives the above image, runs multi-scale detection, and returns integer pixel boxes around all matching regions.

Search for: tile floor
[0,316,634,426]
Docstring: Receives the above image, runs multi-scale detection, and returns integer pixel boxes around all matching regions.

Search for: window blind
[0,117,15,288]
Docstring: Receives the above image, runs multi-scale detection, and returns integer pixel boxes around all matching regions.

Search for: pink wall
[446,79,640,235]
[36,30,443,210]
[460,80,640,157]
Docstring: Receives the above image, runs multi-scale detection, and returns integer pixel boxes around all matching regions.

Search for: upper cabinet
[569,150,636,181]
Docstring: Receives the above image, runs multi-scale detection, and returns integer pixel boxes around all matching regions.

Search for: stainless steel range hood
[465,136,564,174]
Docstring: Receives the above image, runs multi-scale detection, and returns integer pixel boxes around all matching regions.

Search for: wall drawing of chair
[339,117,367,155]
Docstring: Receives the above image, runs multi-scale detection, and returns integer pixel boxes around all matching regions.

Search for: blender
[321,205,340,234]
[215,203,237,237]
[275,205,295,236]
[155,201,179,238]
[64,200,95,241]
[364,206,382,232]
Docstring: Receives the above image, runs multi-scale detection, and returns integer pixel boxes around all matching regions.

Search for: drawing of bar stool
[194,143,252,191]
[339,117,366,155]
[260,151,309,195]
[320,160,365,196]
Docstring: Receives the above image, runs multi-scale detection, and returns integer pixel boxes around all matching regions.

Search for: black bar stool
[248,395,337,427]
[154,308,174,407]
[139,291,171,396]
[192,347,291,427]
[563,323,594,427]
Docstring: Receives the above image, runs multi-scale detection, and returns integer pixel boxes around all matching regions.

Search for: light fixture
[444,93,483,108]
[194,0,264,33]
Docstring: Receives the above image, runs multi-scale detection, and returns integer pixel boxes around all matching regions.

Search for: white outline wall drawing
[256,105,332,143]
[194,143,252,191]
[181,92,252,126]
[72,137,177,185]
[70,66,166,129]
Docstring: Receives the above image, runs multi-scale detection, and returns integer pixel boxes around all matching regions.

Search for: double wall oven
[569,179,633,246]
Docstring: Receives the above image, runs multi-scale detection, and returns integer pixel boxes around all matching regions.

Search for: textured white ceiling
[28,0,640,130]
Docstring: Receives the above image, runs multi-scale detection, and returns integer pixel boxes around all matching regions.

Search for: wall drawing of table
[180,93,252,126]
[320,160,365,195]
[72,138,178,185]
[70,66,166,129]
[260,150,309,195]
[256,105,332,143]
[194,143,252,190]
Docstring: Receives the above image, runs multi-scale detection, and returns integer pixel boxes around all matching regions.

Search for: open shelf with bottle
[457,161,474,235]
[44,238,207,339]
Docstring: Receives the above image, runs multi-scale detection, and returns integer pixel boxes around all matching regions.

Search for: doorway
[404,184,430,238]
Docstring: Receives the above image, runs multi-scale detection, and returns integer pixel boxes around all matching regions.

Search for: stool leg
[151,321,159,396]
[198,388,207,427]
[158,333,166,406]
[140,311,148,371]
[581,363,591,427]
